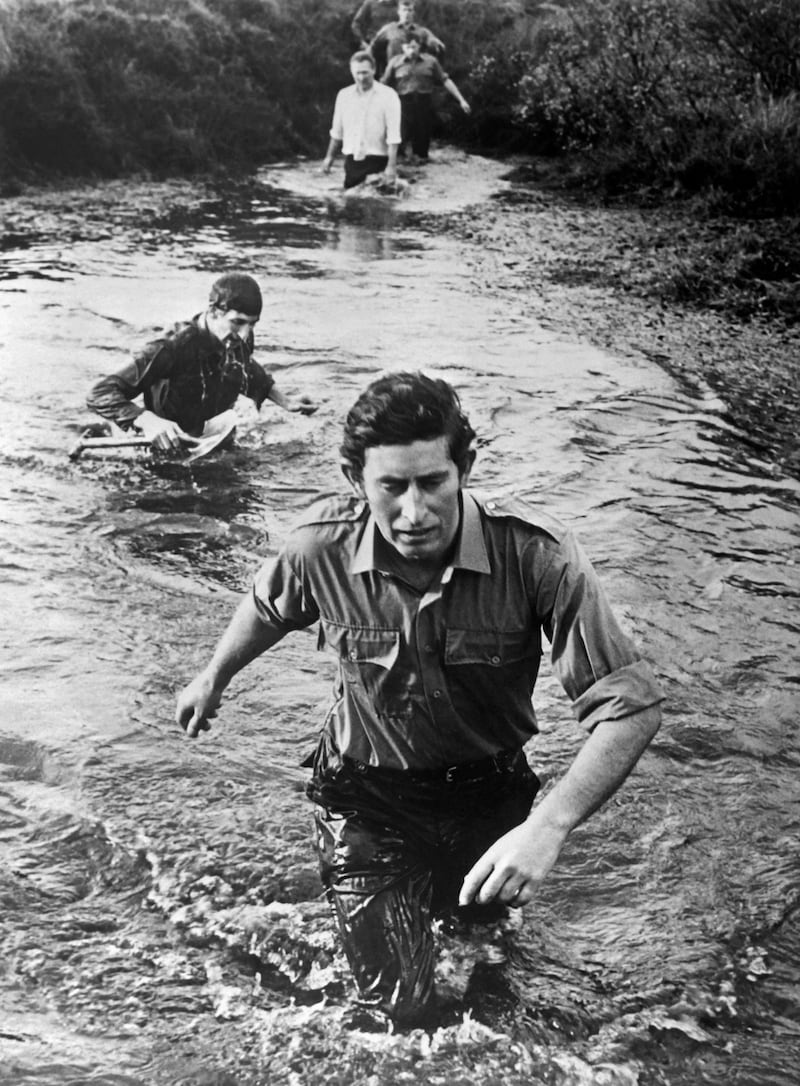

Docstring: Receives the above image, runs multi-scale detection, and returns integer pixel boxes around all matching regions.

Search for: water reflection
[0,167,798,1084]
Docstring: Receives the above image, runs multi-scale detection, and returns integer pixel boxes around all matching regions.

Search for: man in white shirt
[322,52,402,190]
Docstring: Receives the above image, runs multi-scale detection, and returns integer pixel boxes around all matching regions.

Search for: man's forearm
[443,78,468,110]
[531,704,661,833]
[323,138,342,164]
[267,385,289,410]
[87,373,144,428]
[203,591,285,691]
[351,0,370,42]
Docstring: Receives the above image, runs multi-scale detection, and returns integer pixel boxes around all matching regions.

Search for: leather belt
[342,750,519,785]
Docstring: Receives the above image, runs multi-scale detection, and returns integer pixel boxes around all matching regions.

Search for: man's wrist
[526,788,577,837]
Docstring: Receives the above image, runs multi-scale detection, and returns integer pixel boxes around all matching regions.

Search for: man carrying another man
[87,273,317,453]
[322,51,402,190]
[176,370,663,1029]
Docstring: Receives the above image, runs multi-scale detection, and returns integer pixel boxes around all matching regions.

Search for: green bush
[1,0,799,215]
[0,0,352,179]
[466,0,800,212]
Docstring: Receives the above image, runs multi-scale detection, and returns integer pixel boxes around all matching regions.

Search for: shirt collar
[350,490,490,576]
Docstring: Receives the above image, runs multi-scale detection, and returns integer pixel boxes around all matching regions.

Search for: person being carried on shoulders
[176,369,664,1030]
[322,51,402,191]
[86,273,317,454]
[382,31,470,163]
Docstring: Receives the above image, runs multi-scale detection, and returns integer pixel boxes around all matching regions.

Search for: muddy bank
[441,163,800,479]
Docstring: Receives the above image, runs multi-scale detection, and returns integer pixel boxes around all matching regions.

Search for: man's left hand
[458,813,569,908]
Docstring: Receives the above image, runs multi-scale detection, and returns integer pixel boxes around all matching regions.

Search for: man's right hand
[176,672,223,738]
[134,410,194,453]
[321,157,333,175]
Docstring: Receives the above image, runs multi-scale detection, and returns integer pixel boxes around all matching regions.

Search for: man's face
[351,59,375,91]
[357,436,470,567]
[401,39,421,60]
[397,3,415,26]
[207,307,259,344]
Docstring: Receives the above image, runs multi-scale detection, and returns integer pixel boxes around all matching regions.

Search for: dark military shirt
[251,492,663,771]
[382,52,449,97]
[370,21,444,74]
[87,313,275,437]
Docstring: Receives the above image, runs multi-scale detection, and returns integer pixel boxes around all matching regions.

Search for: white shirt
[330,82,402,160]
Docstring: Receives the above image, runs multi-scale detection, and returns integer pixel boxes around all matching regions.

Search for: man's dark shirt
[251,492,663,771]
[382,52,449,97]
[87,314,275,436]
[370,21,444,73]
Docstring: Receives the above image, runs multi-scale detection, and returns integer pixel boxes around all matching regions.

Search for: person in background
[351,0,404,49]
[86,273,317,453]
[322,51,402,191]
[370,0,444,77]
[382,31,471,163]
[176,370,663,1030]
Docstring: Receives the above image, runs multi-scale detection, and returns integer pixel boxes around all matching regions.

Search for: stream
[1,152,799,1086]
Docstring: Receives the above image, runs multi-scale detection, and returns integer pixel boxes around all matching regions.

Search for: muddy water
[1,155,798,1086]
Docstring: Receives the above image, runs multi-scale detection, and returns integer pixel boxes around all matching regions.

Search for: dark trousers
[343,154,389,189]
[400,92,434,159]
[308,752,539,1027]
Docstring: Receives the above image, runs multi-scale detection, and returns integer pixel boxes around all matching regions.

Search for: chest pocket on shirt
[444,628,540,680]
[318,620,400,693]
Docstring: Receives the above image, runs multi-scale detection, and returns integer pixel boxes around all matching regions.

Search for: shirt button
[491,655,501,665]
[433,690,442,698]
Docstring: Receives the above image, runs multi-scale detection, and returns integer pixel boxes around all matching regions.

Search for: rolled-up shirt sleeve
[86,340,174,428]
[535,531,664,730]
[330,89,345,142]
[252,544,320,635]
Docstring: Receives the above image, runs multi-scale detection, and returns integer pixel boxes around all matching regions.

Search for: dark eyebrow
[377,470,450,485]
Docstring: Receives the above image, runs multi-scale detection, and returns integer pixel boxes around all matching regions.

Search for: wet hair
[340,371,476,481]
[404,30,421,44]
[208,272,262,318]
[350,50,376,68]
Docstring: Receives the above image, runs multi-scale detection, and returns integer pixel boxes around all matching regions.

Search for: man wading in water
[322,51,402,191]
[176,371,663,1028]
[87,273,317,453]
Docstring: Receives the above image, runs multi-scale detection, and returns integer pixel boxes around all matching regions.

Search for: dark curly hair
[340,371,476,482]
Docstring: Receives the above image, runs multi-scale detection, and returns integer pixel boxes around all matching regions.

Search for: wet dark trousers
[400,93,434,159]
[308,753,539,1027]
[343,154,389,189]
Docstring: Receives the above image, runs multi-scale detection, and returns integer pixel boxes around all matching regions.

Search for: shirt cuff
[571,660,664,731]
